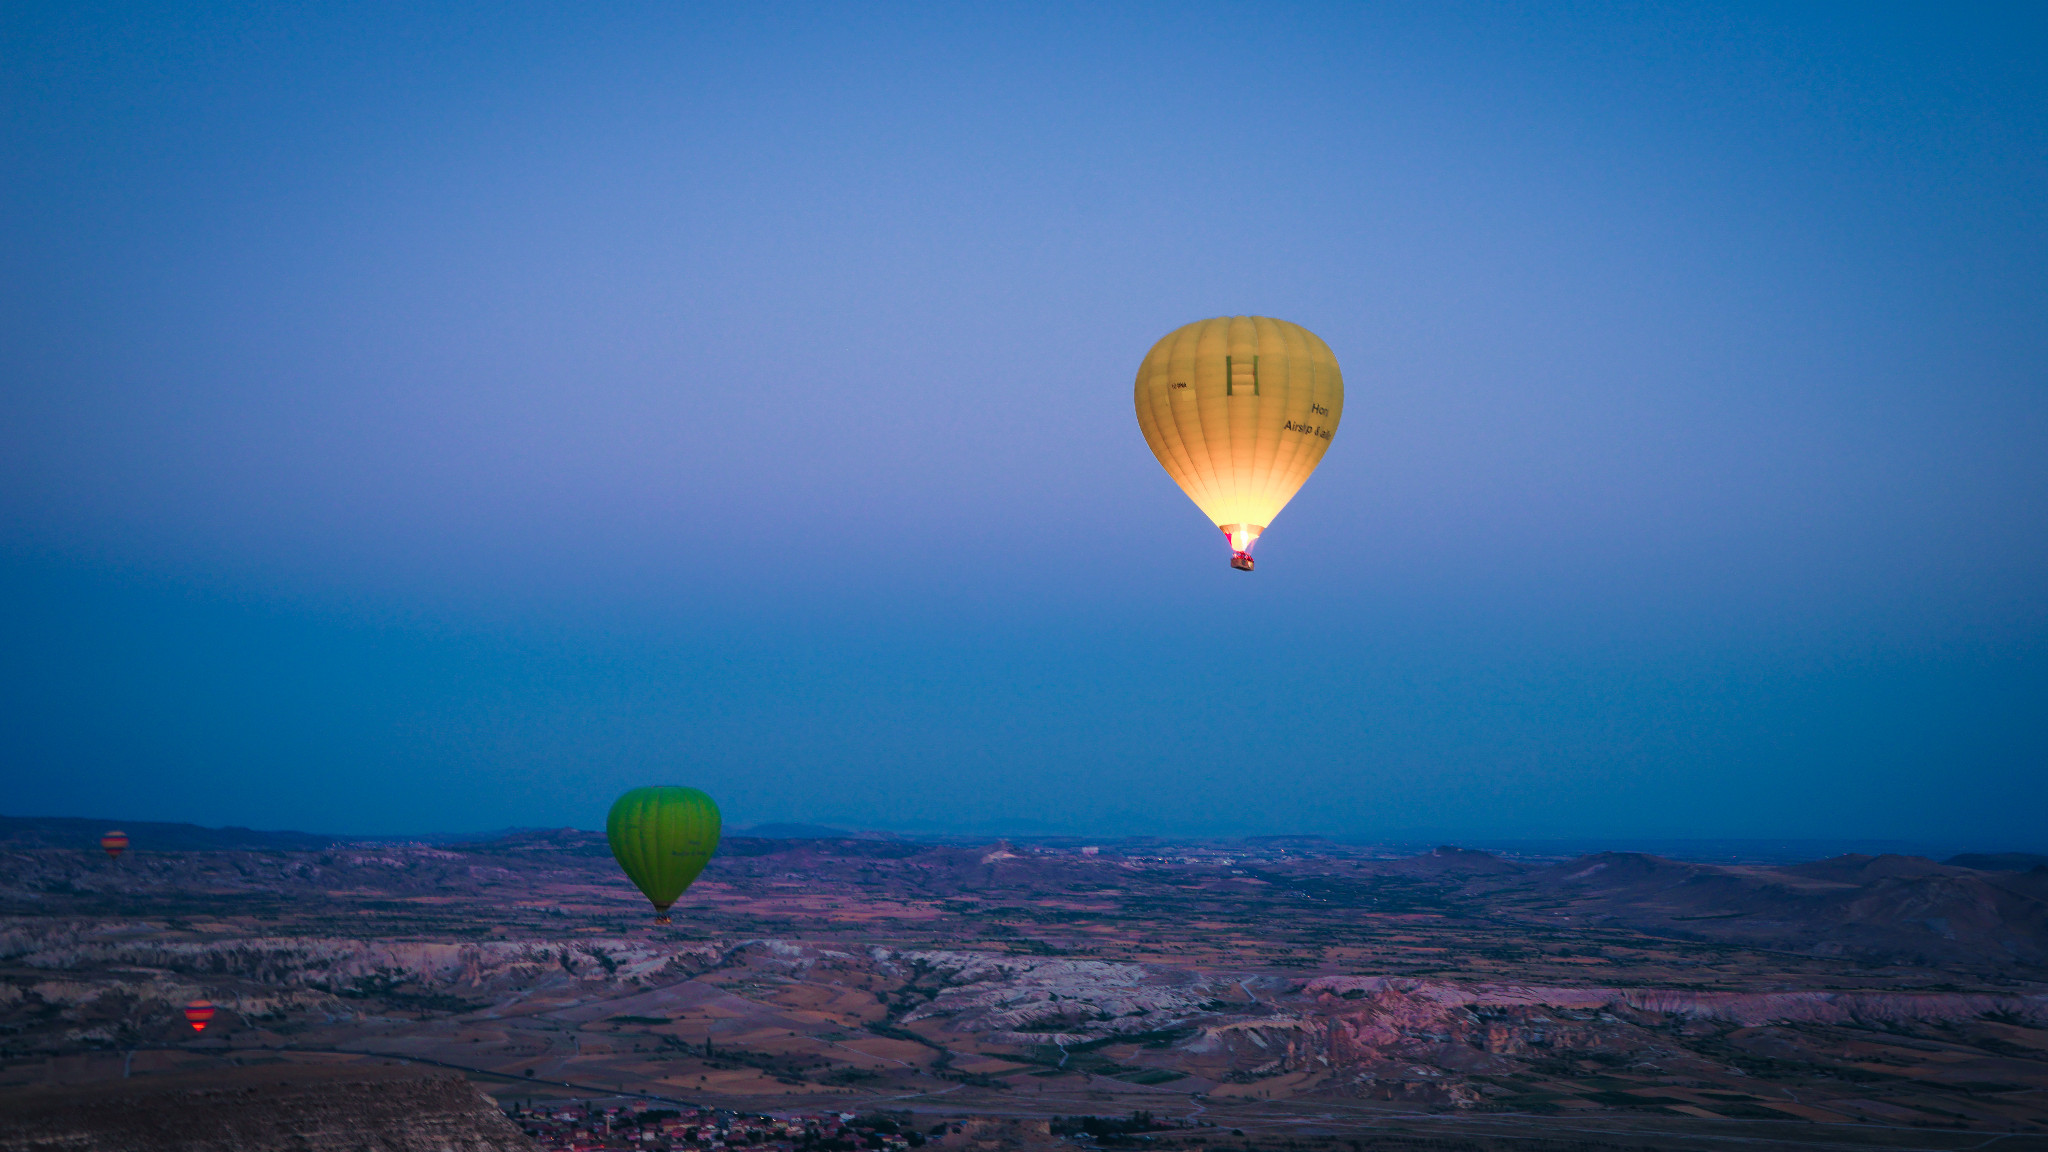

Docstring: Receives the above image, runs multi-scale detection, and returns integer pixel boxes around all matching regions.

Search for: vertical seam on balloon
[1227,315,1255,524]
[1182,319,1225,517]
[1185,318,1229,513]
[1211,318,1233,522]
[1275,322,1331,523]
[1285,327,1340,521]
[1142,339,1205,514]
[1245,318,1283,514]
[1260,320,1310,516]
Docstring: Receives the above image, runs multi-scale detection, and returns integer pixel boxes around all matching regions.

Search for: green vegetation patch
[1580,1090,1662,1107]
[1710,1102,1802,1120]
[1484,1093,1562,1113]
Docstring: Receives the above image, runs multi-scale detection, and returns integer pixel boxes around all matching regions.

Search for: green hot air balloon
[606,786,721,924]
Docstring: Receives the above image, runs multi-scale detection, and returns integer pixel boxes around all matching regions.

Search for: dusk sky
[3,4,2043,845]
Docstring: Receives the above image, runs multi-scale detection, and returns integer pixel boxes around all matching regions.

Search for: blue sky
[3,4,2043,844]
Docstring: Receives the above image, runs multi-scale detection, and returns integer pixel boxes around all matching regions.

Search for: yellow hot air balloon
[1134,316,1343,570]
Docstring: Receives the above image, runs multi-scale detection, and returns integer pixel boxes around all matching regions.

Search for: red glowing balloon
[100,831,128,860]
[184,1000,215,1032]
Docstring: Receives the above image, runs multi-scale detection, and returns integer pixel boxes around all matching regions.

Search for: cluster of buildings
[505,1104,928,1152]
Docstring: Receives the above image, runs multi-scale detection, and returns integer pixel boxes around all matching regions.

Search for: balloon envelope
[606,787,721,923]
[100,831,128,860]
[1133,316,1344,569]
[184,1000,215,1032]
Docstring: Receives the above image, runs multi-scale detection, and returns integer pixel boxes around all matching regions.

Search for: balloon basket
[1219,525,1262,572]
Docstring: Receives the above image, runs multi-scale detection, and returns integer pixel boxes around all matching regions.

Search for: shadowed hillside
[1515,851,2048,966]
[0,1065,536,1152]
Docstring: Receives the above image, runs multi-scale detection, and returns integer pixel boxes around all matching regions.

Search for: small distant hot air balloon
[606,787,721,925]
[1133,316,1344,571]
[100,831,129,861]
[184,1000,216,1032]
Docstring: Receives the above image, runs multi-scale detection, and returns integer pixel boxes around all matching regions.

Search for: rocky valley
[3,821,2046,1151]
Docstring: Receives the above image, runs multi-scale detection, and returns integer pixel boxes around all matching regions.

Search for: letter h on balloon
[1224,355,1259,396]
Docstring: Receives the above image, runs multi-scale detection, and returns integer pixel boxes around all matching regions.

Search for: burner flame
[1220,524,1264,571]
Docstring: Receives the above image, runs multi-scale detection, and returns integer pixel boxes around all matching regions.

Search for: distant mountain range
[0,814,338,852]
[4,813,2042,875]
[1547,850,2048,961]
[1948,852,2048,872]
[0,815,914,852]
